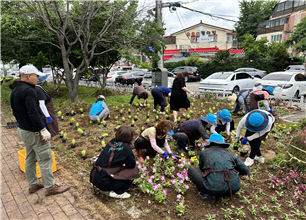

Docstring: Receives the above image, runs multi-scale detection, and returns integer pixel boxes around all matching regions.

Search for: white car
[253,71,306,99]
[106,71,127,83]
[199,71,259,94]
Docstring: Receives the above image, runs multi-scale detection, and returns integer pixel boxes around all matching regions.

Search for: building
[163,21,243,62]
[257,0,306,43]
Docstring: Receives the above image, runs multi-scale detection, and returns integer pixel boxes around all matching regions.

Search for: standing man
[10,64,70,196]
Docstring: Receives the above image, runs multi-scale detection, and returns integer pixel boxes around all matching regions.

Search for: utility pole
[155,0,163,69]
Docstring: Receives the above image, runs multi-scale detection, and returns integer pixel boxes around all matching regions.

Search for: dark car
[171,66,201,81]
[115,71,144,85]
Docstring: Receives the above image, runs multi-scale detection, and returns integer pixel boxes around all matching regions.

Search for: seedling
[147,104,151,108]
[59,130,64,138]
[145,119,150,125]
[131,120,135,127]
[156,115,159,121]
[166,114,169,120]
[89,120,93,124]
[70,110,76,116]
[186,114,191,120]
[141,126,145,132]
[61,116,64,121]
[128,108,131,114]
[62,132,67,143]
[128,115,132,119]
[57,111,62,118]
[81,150,87,160]
[81,113,84,118]
[134,115,138,121]
[101,140,106,148]
[114,125,120,132]
[75,122,79,130]
[77,128,87,136]
[79,108,84,114]
[70,117,75,125]
[98,133,109,140]
[102,120,107,127]
[71,139,76,148]
[122,117,126,122]
[189,110,193,115]
[120,109,123,115]
[177,117,181,123]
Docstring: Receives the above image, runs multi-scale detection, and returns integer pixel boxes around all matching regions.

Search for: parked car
[144,71,174,78]
[115,71,144,85]
[235,68,267,78]
[171,66,201,81]
[253,71,306,99]
[106,71,127,83]
[199,71,259,94]
[285,65,305,72]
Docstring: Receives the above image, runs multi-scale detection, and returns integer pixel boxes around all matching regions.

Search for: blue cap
[37,74,49,84]
[200,113,217,126]
[217,109,232,123]
[205,133,229,147]
[245,110,269,132]
[263,86,274,95]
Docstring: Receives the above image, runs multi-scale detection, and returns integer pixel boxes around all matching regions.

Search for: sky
[138,0,241,35]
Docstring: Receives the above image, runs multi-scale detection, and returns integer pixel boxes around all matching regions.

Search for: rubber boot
[136,149,144,163]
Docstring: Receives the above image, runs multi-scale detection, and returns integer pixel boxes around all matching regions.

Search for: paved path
[1,127,91,219]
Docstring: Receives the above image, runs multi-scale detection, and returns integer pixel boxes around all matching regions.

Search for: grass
[1,80,154,112]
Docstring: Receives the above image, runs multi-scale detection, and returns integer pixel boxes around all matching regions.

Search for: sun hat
[205,133,230,148]
[245,110,269,132]
[263,86,274,95]
[200,113,217,126]
[98,95,105,100]
[228,93,237,105]
[19,64,44,76]
[37,74,49,84]
[217,109,232,123]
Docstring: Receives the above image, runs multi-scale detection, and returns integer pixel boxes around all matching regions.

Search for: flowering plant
[239,145,249,153]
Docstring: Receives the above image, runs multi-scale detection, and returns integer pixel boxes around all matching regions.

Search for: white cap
[19,64,44,76]
[98,95,105,100]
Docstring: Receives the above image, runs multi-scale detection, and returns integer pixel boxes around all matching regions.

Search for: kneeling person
[89,95,109,121]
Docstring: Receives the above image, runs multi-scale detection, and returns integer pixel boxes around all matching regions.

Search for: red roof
[189,46,219,53]
[229,49,244,53]
[163,55,174,61]
[164,49,180,54]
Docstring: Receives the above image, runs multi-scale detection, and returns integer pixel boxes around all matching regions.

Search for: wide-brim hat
[37,74,49,84]
[200,114,217,127]
[98,95,105,100]
[216,110,232,123]
[228,93,237,105]
[245,110,269,132]
[205,133,230,148]
[263,86,274,95]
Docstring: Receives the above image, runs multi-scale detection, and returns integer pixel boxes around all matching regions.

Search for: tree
[1,1,164,102]
[242,34,269,61]
[285,16,306,70]
[235,0,278,43]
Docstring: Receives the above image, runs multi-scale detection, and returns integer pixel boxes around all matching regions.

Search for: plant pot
[62,139,67,143]
[240,151,248,157]
[71,144,76,148]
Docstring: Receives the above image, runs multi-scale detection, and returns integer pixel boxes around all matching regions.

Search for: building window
[227,35,233,42]
[285,1,292,10]
[280,18,285,25]
[277,2,284,11]
[271,34,282,42]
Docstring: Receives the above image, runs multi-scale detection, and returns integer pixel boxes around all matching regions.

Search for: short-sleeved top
[141,127,166,141]
[133,86,147,98]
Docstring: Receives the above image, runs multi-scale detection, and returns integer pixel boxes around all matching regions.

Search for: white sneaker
[244,157,254,166]
[109,191,130,199]
[255,156,265,164]
[153,109,156,112]
[160,111,165,114]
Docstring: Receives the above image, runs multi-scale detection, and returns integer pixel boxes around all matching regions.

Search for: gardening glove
[40,128,51,142]
[46,117,53,122]
[268,109,273,114]
[241,138,248,145]
[163,152,169,158]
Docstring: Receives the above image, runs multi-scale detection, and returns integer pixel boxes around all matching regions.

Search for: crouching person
[236,110,275,166]
[90,126,138,199]
[89,95,109,121]
[211,109,235,138]
[173,113,216,154]
[188,133,249,200]
[134,120,174,163]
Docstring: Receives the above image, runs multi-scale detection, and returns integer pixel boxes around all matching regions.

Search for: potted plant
[79,108,84,114]
[81,150,87,160]
[239,145,249,157]
[71,139,76,148]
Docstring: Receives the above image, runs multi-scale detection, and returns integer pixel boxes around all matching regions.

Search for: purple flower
[177,194,182,199]
[163,189,167,196]
[146,156,150,160]
[148,178,152,183]
[186,185,189,190]
[153,184,160,190]
[137,164,142,169]
[179,179,184,184]
[161,176,165,181]
[152,167,156,173]
[171,179,176,184]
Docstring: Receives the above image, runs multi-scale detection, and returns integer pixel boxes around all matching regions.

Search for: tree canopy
[235,0,278,43]
[1,1,164,102]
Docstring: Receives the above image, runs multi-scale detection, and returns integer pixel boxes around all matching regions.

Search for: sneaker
[244,157,254,166]
[109,191,130,199]
[45,184,70,196]
[255,156,265,164]
[153,109,156,112]
[160,111,165,114]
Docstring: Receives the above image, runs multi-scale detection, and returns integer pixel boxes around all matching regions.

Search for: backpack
[89,101,104,116]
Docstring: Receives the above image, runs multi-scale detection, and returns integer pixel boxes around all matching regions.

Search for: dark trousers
[173,132,189,154]
[110,179,133,194]
[151,88,165,112]
[188,166,208,194]
[215,120,235,133]
[134,136,164,156]
[249,138,262,159]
